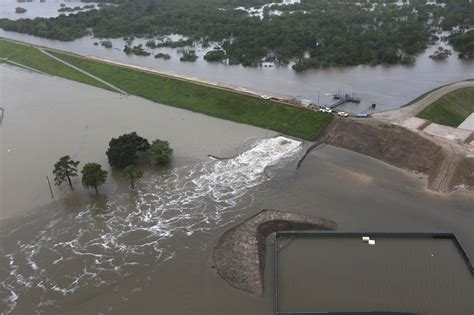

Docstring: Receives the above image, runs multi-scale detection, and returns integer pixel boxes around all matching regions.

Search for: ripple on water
[0,136,302,314]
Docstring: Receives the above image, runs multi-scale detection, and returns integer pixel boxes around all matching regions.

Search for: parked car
[337,111,349,117]
[261,95,271,100]
[356,113,369,118]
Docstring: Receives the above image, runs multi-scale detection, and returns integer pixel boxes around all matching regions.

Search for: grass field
[417,87,474,127]
[46,50,332,140]
[0,38,113,91]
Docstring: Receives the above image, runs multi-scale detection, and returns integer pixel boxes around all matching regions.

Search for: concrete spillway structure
[212,209,336,295]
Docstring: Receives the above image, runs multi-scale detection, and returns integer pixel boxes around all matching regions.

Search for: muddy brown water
[1,23,474,113]
[278,237,473,314]
[1,66,473,314]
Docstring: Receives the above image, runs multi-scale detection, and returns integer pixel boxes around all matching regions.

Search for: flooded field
[1,29,473,113]
[0,66,473,314]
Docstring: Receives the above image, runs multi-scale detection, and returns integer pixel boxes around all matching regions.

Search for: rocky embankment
[212,210,336,295]
[300,118,473,193]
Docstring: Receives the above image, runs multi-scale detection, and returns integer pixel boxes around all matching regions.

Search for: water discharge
[0,136,302,314]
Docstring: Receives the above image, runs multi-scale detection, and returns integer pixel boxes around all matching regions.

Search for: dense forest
[1,0,473,70]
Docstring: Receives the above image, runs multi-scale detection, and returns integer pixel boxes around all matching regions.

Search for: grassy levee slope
[0,38,114,92]
[47,50,333,140]
[417,87,474,127]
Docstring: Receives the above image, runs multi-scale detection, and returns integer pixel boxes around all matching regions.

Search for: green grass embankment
[417,87,474,127]
[0,38,114,91]
[47,50,332,140]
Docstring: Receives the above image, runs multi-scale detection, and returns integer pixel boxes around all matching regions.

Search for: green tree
[15,7,27,14]
[106,132,150,169]
[53,155,80,190]
[81,162,108,195]
[149,139,173,165]
[121,165,144,189]
[204,49,227,62]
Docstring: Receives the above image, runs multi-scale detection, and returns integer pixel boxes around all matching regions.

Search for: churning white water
[0,136,302,314]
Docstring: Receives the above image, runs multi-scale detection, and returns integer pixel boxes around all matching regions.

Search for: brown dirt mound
[451,157,474,190]
[300,118,472,193]
[212,209,336,295]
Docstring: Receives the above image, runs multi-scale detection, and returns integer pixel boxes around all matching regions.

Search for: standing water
[0,136,302,314]
[1,0,473,113]
[0,68,473,314]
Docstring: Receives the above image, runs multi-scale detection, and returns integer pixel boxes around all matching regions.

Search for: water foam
[0,136,302,314]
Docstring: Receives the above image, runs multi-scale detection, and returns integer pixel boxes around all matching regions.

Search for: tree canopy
[121,165,144,189]
[149,139,173,165]
[204,49,227,62]
[449,30,474,59]
[81,162,108,194]
[15,7,27,14]
[106,132,150,169]
[53,155,80,190]
[1,0,472,69]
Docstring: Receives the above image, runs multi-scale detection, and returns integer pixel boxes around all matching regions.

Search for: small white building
[300,99,313,107]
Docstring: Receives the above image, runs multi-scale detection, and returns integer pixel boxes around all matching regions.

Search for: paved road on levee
[373,80,474,123]
[39,49,128,95]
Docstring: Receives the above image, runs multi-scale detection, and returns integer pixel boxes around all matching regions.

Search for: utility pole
[46,176,54,200]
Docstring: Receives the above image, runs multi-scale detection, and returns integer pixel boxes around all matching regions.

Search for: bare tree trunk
[131,177,135,189]
[95,186,99,195]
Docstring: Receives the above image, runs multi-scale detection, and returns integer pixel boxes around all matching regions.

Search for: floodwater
[0,64,277,218]
[1,66,473,314]
[0,0,99,21]
[1,2,473,113]
[278,237,473,314]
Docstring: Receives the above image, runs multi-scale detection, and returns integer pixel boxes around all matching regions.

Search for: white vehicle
[261,95,271,100]
[324,107,333,113]
[337,111,349,117]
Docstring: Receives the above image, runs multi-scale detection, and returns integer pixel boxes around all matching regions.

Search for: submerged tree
[53,155,80,190]
[121,165,143,189]
[149,139,173,165]
[106,132,150,169]
[15,7,27,14]
[81,162,108,195]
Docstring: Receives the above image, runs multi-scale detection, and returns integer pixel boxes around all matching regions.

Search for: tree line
[53,132,173,195]
[1,0,473,70]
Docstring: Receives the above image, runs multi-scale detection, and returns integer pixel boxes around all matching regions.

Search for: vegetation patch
[2,0,473,69]
[154,52,171,60]
[0,38,114,91]
[123,44,151,56]
[449,30,474,59]
[15,7,27,14]
[417,87,474,127]
[204,49,227,62]
[179,49,198,62]
[429,47,452,60]
[47,49,333,140]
